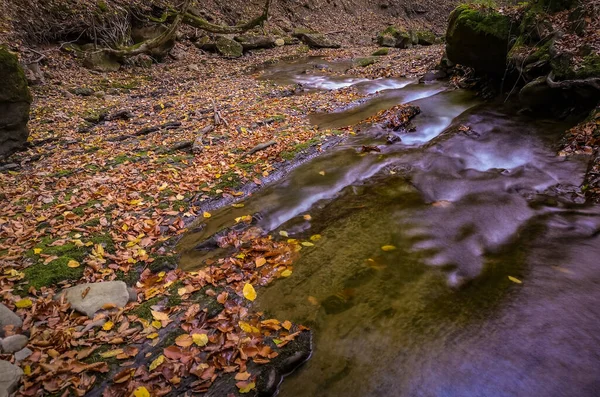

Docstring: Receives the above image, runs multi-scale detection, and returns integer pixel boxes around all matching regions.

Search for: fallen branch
[246,140,277,156]
[547,73,600,91]
[182,0,271,34]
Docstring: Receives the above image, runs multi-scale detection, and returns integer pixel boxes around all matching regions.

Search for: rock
[377,26,413,49]
[416,30,437,46]
[0,303,23,336]
[216,36,243,58]
[94,90,105,98]
[372,48,389,56]
[445,4,512,75]
[519,76,564,112]
[62,281,130,318]
[1,334,28,353]
[13,347,32,362]
[0,360,23,397]
[355,57,377,67]
[131,24,175,59]
[0,46,32,158]
[83,51,121,72]
[69,87,94,96]
[420,69,447,82]
[275,38,285,46]
[234,35,276,50]
[127,287,138,302]
[294,33,341,49]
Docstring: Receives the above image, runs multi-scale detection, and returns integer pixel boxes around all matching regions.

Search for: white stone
[63,281,130,318]
[1,335,28,353]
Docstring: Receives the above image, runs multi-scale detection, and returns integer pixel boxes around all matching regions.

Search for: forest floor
[0,43,443,396]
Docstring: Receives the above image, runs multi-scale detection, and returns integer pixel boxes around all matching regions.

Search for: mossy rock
[0,46,32,158]
[416,30,436,46]
[216,36,243,58]
[533,0,579,12]
[551,53,600,81]
[377,26,412,49]
[372,48,389,56]
[445,4,513,75]
[23,256,85,290]
[355,57,377,67]
[83,51,121,72]
[294,33,341,49]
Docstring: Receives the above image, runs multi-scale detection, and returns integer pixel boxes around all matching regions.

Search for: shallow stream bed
[179,57,600,396]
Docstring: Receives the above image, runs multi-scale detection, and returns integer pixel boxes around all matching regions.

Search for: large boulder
[0,47,32,158]
[445,5,512,75]
[294,33,341,49]
[216,36,243,58]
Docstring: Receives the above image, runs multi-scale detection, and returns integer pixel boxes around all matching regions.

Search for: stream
[178,57,600,396]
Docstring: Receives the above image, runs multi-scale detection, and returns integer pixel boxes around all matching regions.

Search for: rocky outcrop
[445,5,512,75]
[294,33,341,49]
[0,47,32,158]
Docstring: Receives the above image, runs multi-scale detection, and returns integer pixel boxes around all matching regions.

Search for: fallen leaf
[310,234,321,242]
[133,386,150,397]
[175,334,193,347]
[282,320,292,330]
[15,298,32,309]
[255,257,266,267]
[508,276,522,284]
[237,381,256,393]
[243,283,257,301]
[303,214,312,220]
[103,321,114,331]
[151,310,169,321]
[281,269,292,277]
[100,349,124,358]
[149,354,165,371]
[381,245,396,251]
[279,230,289,237]
[203,211,211,218]
[192,333,209,346]
[318,171,326,176]
[235,372,251,381]
[67,260,80,268]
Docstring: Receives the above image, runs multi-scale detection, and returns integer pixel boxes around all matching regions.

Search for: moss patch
[23,256,85,289]
[449,4,511,40]
[371,48,389,56]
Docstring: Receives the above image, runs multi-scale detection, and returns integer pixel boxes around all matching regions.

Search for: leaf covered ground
[0,42,442,396]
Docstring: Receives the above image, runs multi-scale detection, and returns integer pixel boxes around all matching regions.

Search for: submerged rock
[0,360,23,397]
[445,5,512,75]
[0,46,32,158]
[0,303,23,335]
[62,281,132,318]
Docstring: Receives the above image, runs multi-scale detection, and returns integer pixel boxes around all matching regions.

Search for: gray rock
[63,281,130,318]
[216,36,243,58]
[0,303,23,336]
[1,334,28,353]
[0,46,32,158]
[127,287,138,303]
[234,35,276,50]
[83,51,121,72]
[294,33,341,49]
[13,347,32,362]
[0,360,23,397]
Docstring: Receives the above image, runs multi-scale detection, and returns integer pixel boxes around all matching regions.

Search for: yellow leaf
[310,234,322,242]
[238,382,256,393]
[243,283,257,301]
[279,231,289,237]
[232,203,245,208]
[147,332,159,339]
[192,333,209,346]
[158,183,168,191]
[508,276,522,284]
[318,171,325,176]
[67,260,80,268]
[133,386,150,397]
[239,321,253,333]
[33,248,42,254]
[255,257,266,268]
[103,321,114,331]
[281,270,292,277]
[121,224,129,231]
[151,320,162,329]
[236,253,246,259]
[381,245,396,251]
[203,211,211,218]
[100,349,124,358]
[25,204,33,213]
[301,242,314,247]
[282,320,292,330]
[178,287,188,296]
[149,354,165,371]
[151,310,169,321]
[303,214,312,220]
[23,365,31,376]
[15,299,32,309]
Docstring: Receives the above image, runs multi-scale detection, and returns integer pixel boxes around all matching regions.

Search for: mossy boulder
[216,36,243,58]
[234,35,276,50]
[372,48,389,56]
[294,33,341,49]
[445,5,512,75]
[416,30,437,46]
[83,51,121,72]
[355,57,377,67]
[0,46,32,158]
[377,26,412,49]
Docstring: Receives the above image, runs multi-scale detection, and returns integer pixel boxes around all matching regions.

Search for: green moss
[381,26,401,37]
[214,171,241,190]
[281,138,320,160]
[552,54,600,80]
[28,236,87,261]
[129,296,160,320]
[23,256,85,289]
[148,255,178,273]
[372,48,389,56]
[450,4,511,40]
[355,57,377,67]
[115,270,139,286]
[0,46,32,103]
[166,281,184,307]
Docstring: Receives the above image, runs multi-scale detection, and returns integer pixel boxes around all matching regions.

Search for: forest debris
[246,140,277,156]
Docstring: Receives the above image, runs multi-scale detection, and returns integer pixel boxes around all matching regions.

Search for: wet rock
[1,334,28,353]
[294,33,341,49]
[82,108,109,124]
[14,347,32,362]
[0,360,23,397]
[519,76,563,112]
[0,303,23,335]
[322,294,354,314]
[445,4,512,75]
[234,35,276,50]
[216,36,243,58]
[355,57,377,68]
[420,69,447,82]
[0,46,32,158]
[83,51,121,72]
[62,281,130,318]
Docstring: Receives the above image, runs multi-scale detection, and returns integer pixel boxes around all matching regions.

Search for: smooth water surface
[178,58,600,397]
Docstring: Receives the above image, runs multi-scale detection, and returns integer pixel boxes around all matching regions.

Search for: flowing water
[178,58,600,396]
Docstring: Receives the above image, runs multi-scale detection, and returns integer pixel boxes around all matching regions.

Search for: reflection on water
[178,58,600,396]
